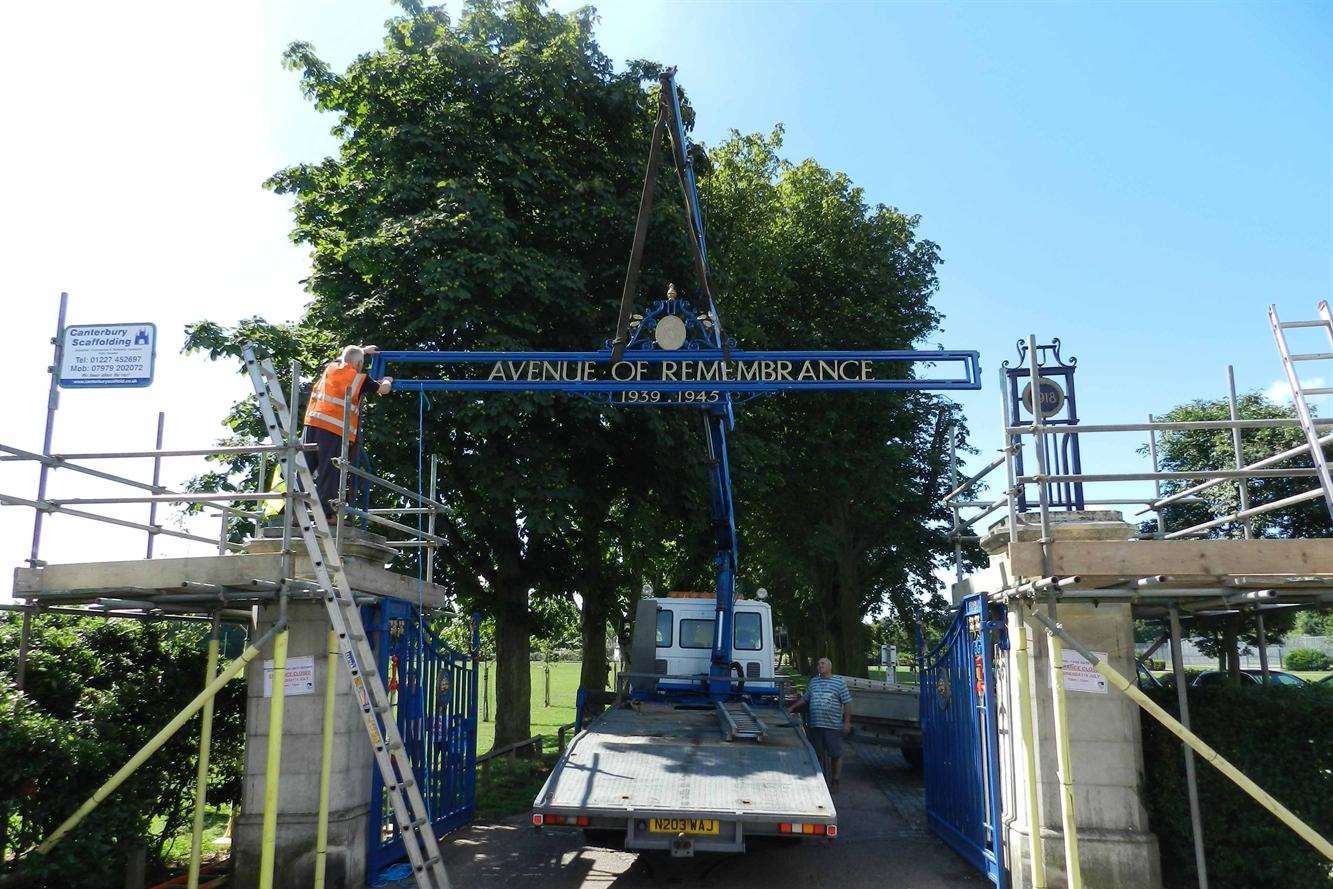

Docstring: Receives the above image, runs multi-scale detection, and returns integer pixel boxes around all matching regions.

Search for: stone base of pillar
[232,804,370,889]
[1007,824,1162,889]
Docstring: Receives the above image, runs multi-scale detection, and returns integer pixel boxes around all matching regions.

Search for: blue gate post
[978,599,1008,889]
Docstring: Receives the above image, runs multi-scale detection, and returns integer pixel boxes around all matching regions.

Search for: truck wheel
[902,746,924,770]
[582,828,625,850]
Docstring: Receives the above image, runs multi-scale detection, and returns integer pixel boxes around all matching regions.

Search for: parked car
[1319,674,1332,685]
[1190,669,1308,688]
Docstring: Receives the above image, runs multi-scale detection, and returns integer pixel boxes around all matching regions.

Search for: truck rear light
[779,822,829,835]
[532,813,543,826]
[536,814,590,826]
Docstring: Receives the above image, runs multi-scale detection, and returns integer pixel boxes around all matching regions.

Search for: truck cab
[646,593,776,690]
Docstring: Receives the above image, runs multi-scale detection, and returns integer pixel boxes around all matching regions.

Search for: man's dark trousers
[301,426,357,515]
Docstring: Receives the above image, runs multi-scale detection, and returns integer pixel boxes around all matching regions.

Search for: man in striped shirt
[788,657,852,792]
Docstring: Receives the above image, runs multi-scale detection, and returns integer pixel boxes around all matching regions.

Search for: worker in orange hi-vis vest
[301,344,393,520]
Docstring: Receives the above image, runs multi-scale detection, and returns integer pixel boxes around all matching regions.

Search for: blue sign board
[58,323,157,388]
[372,348,982,401]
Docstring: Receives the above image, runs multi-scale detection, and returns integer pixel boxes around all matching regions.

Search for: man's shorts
[809,725,845,759]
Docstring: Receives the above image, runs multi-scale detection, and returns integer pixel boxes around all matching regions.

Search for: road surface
[384,738,988,889]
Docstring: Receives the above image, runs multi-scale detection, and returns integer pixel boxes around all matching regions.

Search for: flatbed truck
[532,595,837,856]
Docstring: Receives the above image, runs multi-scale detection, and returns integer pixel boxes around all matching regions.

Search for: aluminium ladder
[1268,301,1333,521]
[716,700,767,741]
[242,345,452,889]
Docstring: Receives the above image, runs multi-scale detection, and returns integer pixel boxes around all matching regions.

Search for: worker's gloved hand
[378,376,393,395]
[362,344,381,355]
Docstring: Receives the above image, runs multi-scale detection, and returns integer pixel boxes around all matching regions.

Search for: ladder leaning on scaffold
[1268,300,1333,521]
[242,345,452,889]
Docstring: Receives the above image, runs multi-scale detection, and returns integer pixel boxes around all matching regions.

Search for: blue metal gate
[920,594,1008,888]
[364,600,478,873]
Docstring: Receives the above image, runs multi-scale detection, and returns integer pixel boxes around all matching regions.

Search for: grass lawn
[475,660,587,755]
[867,667,921,685]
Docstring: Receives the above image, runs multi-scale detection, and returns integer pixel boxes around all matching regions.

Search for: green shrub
[1140,684,1332,888]
[1284,648,1331,671]
[0,615,244,887]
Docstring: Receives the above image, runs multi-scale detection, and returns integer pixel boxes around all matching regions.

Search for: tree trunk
[492,574,532,749]
[834,554,869,677]
[1223,617,1241,680]
[580,587,611,693]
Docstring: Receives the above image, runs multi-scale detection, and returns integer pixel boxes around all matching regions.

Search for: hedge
[0,615,245,887]
[1140,683,1333,888]
[1284,647,1331,671]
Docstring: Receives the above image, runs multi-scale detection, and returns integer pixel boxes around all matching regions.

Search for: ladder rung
[1281,320,1328,329]
[419,855,440,868]
[1303,388,1333,396]
[1291,353,1333,361]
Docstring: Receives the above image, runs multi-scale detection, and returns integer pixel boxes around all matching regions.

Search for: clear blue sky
[1,1,1329,587]
[267,0,1332,484]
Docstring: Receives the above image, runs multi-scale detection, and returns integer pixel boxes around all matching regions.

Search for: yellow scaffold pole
[1024,606,1333,863]
[34,622,284,856]
[314,629,338,889]
[1041,600,1083,889]
[258,626,289,889]
[187,617,222,889]
[1008,602,1048,889]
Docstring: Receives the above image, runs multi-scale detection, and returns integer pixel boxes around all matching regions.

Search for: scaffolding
[941,326,1333,889]
[0,347,452,889]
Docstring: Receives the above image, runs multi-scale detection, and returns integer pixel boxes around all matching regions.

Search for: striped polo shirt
[804,675,852,729]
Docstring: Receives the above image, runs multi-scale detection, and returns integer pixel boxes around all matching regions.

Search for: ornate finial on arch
[1003,337,1077,370]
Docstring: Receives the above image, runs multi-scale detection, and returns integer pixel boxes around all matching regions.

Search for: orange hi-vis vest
[304,362,367,442]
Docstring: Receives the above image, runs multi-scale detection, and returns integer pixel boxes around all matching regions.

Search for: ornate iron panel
[364,600,478,873]
[919,594,1008,888]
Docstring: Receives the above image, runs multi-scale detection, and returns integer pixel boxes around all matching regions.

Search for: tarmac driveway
[385,739,988,889]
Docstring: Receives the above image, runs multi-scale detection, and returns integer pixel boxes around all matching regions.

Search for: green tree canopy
[703,128,973,674]
[187,0,972,741]
[188,0,709,746]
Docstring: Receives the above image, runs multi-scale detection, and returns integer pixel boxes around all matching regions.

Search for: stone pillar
[975,512,1162,889]
[232,528,396,889]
